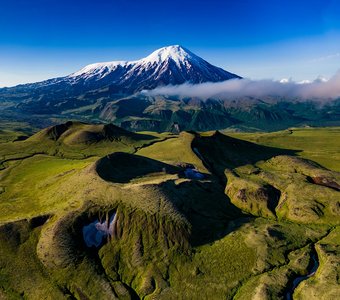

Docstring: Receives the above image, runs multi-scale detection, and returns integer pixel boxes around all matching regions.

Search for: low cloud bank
[142,71,340,100]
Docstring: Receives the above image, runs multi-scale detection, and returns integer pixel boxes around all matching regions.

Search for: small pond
[82,213,116,248]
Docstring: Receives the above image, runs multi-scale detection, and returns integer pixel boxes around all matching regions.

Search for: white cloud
[310,52,340,62]
[142,71,340,100]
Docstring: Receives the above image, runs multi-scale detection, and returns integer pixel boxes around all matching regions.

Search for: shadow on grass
[95,152,212,184]
[158,178,250,246]
[192,131,300,182]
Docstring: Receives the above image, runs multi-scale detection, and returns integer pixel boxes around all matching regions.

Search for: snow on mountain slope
[70,61,131,78]
[64,45,241,90]
[69,45,195,78]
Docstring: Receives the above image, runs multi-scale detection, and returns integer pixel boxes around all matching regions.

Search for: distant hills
[0,45,339,131]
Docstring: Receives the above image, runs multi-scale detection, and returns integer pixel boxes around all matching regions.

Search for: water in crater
[82,213,116,248]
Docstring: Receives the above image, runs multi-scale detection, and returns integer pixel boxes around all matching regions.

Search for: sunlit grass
[228,127,340,171]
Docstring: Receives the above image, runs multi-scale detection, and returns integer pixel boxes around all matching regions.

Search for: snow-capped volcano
[0,45,241,114]
[66,45,241,91]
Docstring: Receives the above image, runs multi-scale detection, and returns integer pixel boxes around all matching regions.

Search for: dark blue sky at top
[1,0,336,48]
[1,0,340,86]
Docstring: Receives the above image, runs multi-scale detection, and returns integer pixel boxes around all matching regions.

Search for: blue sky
[0,0,340,87]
